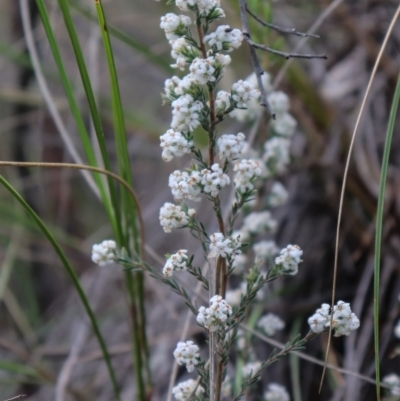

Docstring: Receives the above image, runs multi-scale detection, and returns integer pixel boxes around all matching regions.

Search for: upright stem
[197,19,226,401]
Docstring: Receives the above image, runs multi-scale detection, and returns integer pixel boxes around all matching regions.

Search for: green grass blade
[54,0,124,244]
[70,1,172,73]
[94,2,150,398]
[0,175,121,401]
[374,72,400,401]
[34,0,114,224]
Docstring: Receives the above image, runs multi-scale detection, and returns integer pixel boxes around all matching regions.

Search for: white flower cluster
[257,313,285,336]
[308,301,360,337]
[160,13,191,42]
[91,240,117,266]
[169,170,201,201]
[204,25,243,52]
[243,211,278,235]
[232,80,260,108]
[233,159,264,193]
[268,182,289,207]
[209,232,241,258]
[172,379,204,400]
[159,202,194,232]
[217,132,245,162]
[383,374,400,397]
[268,91,297,137]
[242,361,262,379]
[230,72,271,122]
[200,163,230,197]
[176,0,225,18]
[170,38,198,70]
[263,137,291,176]
[173,340,200,373]
[163,250,189,277]
[160,129,193,162]
[253,240,279,263]
[171,94,204,132]
[197,295,232,331]
[275,244,303,275]
[264,383,290,401]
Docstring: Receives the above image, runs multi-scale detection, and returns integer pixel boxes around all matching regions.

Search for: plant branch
[238,0,274,119]
[246,38,327,60]
[246,5,319,38]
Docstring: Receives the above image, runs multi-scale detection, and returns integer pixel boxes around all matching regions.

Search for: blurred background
[0,0,400,400]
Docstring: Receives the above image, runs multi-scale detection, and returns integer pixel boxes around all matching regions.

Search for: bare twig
[238,0,274,118]
[246,5,319,38]
[246,38,327,60]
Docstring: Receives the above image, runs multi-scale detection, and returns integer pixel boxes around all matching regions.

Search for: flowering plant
[90,1,359,400]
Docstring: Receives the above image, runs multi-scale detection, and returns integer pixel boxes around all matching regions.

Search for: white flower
[164,76,182,99]
[159,202,191,232]
[217,132,246,162]
[215,90,232,113]
[263,137,291,175]
[172,379,204,400]
[171,94,204,132]
[272,112,297,137]
[233,159,264,193]
[209,232,241,258]
[268,182,289,207]
[253,240,279,263]
[308,301,360,337]
[168,170,202,201]
[257,313,285,336]
[243,211,278,234]
[160,129,193,162]
[200,163,230,197]
[275,244,303,275]
[394,320,400,339]
[231,80,260,108]
[197,295,233,331]
[214,53,231,66]
[176,0,224,17]
[242,361,262,379]
[204,25,243,52]
[188,57,216,85]
[267,91,290,115]
[330,300,360,337]
[264,383,290,401]
[230,72,272,122]
[383,374,400,397]
[160,13,191,41]
[173,341,200,373]
[91,240,117,266]
[308,303,330,333]
[170,38,198,70]
[163,250,189,277]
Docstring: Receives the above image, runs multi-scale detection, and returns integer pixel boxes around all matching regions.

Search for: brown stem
[197,21,227,401]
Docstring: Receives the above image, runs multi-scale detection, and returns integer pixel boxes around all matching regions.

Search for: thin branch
[246,5,319,38]
[238,0,274,119]
[246,37,327,60]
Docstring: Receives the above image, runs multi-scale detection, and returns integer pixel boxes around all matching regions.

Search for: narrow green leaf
[374,72,400,401]
[0,175,121,401]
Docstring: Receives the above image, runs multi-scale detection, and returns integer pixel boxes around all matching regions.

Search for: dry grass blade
[2,396,26,401]
[321,4,400,394]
